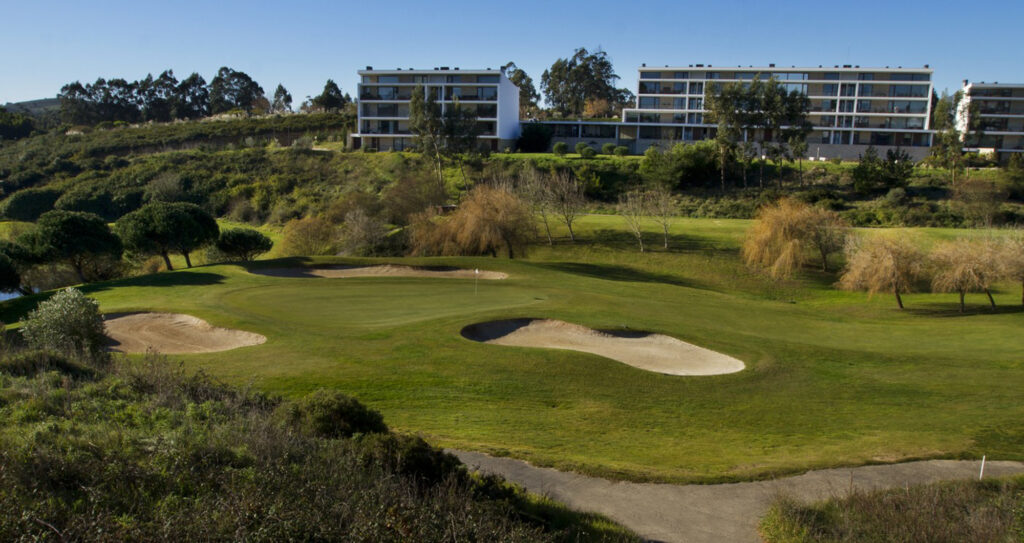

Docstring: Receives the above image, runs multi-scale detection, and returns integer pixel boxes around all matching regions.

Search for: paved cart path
[452,450,1024,543]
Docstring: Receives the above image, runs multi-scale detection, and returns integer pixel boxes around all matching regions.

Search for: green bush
[0,188,61,221]
[215,227,273,261]
[602,143,616,155]
[285,388,388,438]
[613,145,629,156]
[356,433,462,484]
[580,147,597,159]
[552,142,568,156]
[20,288,107,361]
[516,123,553,153]
[574,142,590,155]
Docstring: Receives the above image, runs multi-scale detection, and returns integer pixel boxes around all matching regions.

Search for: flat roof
[638,65,932,73]
[358,68,501,75]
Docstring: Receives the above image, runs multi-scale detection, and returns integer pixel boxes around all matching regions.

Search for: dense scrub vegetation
[0,304,635,541]
[760,476,1024,542]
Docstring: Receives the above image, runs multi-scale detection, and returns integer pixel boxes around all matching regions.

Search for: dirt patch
[250,265,508,280]
[104,313,266,354]
[461,319,744,376]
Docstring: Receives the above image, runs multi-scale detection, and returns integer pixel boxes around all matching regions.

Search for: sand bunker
[251,265,508,280]
[104,313,266,354]
[461,319,744,376]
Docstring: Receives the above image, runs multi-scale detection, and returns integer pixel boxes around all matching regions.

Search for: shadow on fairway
[904,304,1024,317]
[532,261,706,289]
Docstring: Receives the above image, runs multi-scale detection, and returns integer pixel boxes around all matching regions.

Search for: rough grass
[2,216,1022,484]
[759,475,1024,542]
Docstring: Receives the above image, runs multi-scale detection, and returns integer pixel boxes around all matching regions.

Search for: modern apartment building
[621,64,935,159]
[956,81,1024,161]
[351,66,520,152]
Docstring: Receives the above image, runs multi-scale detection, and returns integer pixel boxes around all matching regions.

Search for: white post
[475,268,479,296]
[980,455,986,480]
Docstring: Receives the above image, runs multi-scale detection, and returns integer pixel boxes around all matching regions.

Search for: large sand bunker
[461,319,744,376]
[251,265,508,280]
[104,313,266,354]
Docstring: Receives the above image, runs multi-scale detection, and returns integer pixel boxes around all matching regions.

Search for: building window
[638,126,662,139]
[480,87,497,100]
[707,72,721,79]
[476,104,497,117]
[858,73,875,81]
[639,97,660,109]
[582,124,617,138]
[689,82,704,94]
[551,124,579,137]
[640,71,661,79]
[378,75,399,83]
[688,97,703,110]
[822,84,839,96]
[672,98,686,109]
[687,113,703,124]
[840,84,856,97]
[823,73,840,80]
[477,75,499,83]
[673,71,688,79]
[639,82,660,94]
[673,82,686,94]
[856,100,872,113]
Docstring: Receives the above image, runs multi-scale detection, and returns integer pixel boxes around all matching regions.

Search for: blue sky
[1,0,1021,106]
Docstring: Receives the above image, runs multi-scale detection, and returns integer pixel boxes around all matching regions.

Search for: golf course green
[4,215,1022,484]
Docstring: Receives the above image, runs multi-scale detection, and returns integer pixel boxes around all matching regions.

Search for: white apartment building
[617,64,935,160]
[957,81,1024,161]
[351,66,520,152]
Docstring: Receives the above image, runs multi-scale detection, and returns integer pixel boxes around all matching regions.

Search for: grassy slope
[3,216,1022,484]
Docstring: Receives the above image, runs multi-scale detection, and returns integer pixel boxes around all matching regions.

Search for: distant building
[351,66,520,152]
[957,80,1024,162]
[539,64,935,160]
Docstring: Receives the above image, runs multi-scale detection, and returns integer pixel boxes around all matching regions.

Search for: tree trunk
[720,153,726,193]
[662,225,669,249]
[1020,279,1023,307]
[183,252,193,268]
[636,233,644,253]
[540,212,553,245]
[758,157,765,189]
[566,221,575,242]
[959,290,965,313]
[985,288,996,309]
[161,251,174,271]
[820,247,829,272]
[895,289,904,309]
[799,158,804,187]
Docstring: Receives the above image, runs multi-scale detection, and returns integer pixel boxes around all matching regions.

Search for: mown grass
[759,475,1024,542]
[2,216,1022,484]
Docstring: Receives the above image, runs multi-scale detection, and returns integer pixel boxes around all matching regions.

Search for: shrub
[20,288,107,361]
[356,433,462,484]
[215,228,273,261]
[517,122,553,153]
[280,216,337,256]
[580,146,597,159]
[284,388,388,438]
[552,142,568,156]
[613,145,629,156]
[574,142,590,155]
[0,188,61,221]
[602,143,616,155]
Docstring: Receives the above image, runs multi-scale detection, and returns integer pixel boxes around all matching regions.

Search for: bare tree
[930,238,1002,312]
[1000,233,1024,306]
[519,168,554,245]
[805,206,848,272]
[838,233,925,309]
[340,209,387,256]
[618,189,647,252]
[548,170,585,242]
[646,185,676,249]
[741,198,848,278]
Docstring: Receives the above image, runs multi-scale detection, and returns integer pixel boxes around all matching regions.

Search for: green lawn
[4,216,1022,484]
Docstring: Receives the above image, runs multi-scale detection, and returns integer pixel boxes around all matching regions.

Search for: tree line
[0,202,272,294]
[58,67,352,126]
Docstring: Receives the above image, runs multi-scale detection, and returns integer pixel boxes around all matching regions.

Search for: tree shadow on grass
[532,261,708,290]
[0,271,226,323]
[588,228,725,253]
[903,303,1024,318]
